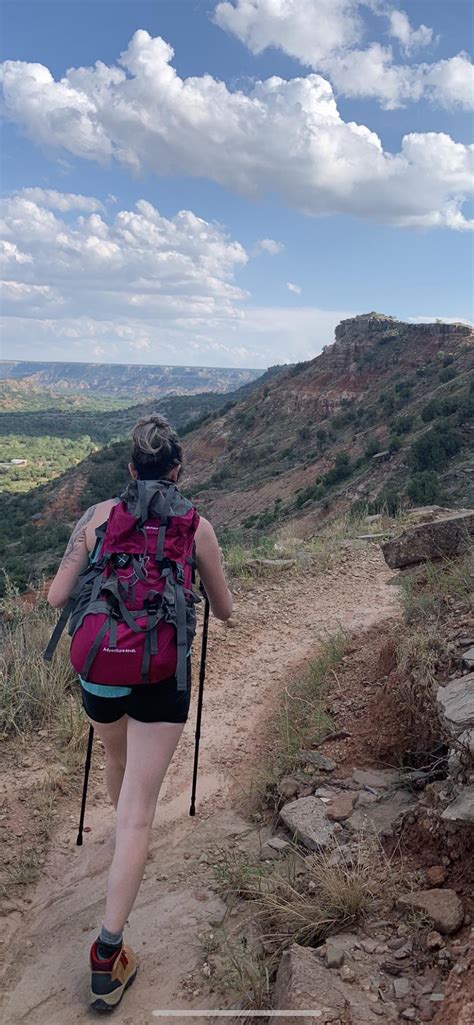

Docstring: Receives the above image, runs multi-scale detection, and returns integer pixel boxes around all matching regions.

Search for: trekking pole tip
[189,803,196,817]
[76,833,84,847]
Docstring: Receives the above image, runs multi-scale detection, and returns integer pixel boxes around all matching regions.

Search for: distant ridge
[0,360,263,398]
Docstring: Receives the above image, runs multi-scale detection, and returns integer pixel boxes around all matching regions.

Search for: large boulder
[397,889,464,935]
[274,943,395,1024]
[279,796,336,851]
[437,674,474,737]
[382,511,474,569]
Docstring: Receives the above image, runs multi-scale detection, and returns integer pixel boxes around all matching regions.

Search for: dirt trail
[0,545,400,1025]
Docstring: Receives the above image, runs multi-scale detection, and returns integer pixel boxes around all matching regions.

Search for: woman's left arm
[48,505,97,608]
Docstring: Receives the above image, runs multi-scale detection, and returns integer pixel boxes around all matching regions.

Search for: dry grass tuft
[210,933,272,1011]
[252,838,396,949]
[0,578,85,754]
[374,552,473,760]
[400,552,473,623]
[213,847,268,904]
[2,848,41,890]
[214,836,396,959]
[254,631,348,808]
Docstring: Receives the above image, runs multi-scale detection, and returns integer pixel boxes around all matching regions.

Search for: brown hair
[131,414,183,480]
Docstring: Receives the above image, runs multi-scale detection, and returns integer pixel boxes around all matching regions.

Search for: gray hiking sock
[96,926,123,961]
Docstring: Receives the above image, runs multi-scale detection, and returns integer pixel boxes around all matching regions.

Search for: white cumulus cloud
[387,10,434,55]
[0,32,472,231]
[287,281,302,294]
[18,188,104,212]
[214,1,473,110]
[254,237,285,255]
[0,190,255,362]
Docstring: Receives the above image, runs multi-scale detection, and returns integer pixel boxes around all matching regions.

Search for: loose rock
[326,792,357,822]
[280,796,336,851]
[325,944,344,969]
[352,768,401,789]
[437,674,474,737]
[425,865,447,887]
[426,931,444,951]
[461,645,474,668]
[260,837,291,860]
[441,785,474,824]
[274,944,390,1024]
[393,977,411,1000]
[297,750,337,772]
[347,789,414,838]
[397,889,464,935]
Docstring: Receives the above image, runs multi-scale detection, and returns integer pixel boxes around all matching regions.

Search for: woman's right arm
[195,517,233,621]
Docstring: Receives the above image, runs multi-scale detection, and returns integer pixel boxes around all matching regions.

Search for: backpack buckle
[108,598,121,619]
[113,552,131,569]
[175,564,185,585]
[144,591,161,613]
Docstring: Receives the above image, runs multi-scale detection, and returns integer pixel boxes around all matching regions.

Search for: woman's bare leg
[87,716,128,809]
[102,718,184,934]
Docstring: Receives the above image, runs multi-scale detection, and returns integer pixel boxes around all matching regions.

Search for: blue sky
[1,0,473,368]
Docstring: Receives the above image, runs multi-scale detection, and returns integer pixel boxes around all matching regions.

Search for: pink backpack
[65,480,200,691]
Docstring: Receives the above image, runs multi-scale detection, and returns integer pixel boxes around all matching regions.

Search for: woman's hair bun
[131,413,183,476]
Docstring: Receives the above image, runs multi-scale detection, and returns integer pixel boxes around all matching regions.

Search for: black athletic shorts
[80,664,192,725]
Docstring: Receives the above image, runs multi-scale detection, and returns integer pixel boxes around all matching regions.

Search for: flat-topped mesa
[320,313,474,374]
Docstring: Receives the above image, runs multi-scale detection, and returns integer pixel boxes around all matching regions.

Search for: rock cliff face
[268,314,473,419]
[329,313,472,375]
[182,312,473,525]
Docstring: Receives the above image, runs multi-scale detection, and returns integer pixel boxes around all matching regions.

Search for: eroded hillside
[184,313,473,530]
[1,313,473,592]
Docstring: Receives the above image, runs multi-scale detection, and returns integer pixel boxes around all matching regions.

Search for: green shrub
[394,380,412,397]
[455,393,474,426]
[407,472,440,505]
[368,487,401,516]
[364,437,381,458]
[295,482,324,508]
[439,366,456,383]
[410,424,462,472]
[323,452,351,487]
[393,415,413,435]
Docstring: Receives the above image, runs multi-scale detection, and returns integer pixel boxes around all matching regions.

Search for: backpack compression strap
[43,597,75,662]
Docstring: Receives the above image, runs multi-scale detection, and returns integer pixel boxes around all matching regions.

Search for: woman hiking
[48,414,232,1012]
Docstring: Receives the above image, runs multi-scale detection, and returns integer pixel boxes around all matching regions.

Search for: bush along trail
[1,509,473,1024]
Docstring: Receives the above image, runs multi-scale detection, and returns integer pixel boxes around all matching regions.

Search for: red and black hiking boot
[90,941,137,1013]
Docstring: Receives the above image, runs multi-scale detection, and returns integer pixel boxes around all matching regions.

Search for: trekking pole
[189,588,210,816]
[77,724,94,846]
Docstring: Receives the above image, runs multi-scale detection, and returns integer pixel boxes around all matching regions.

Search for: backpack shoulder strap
[43,598,75,662]
[43,513,113,663]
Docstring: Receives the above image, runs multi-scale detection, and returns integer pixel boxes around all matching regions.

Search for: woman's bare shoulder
[196,515,217,532]
[84,498,119,546]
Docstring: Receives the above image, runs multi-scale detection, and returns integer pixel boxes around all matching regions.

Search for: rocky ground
[0,513,473,1024]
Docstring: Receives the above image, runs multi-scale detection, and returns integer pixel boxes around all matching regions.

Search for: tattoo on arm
[60,506,97,569]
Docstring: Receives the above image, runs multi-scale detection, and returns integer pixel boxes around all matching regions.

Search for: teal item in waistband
[80,678,132,698]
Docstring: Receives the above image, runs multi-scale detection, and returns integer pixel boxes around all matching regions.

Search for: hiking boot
[90,941,137,1013]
